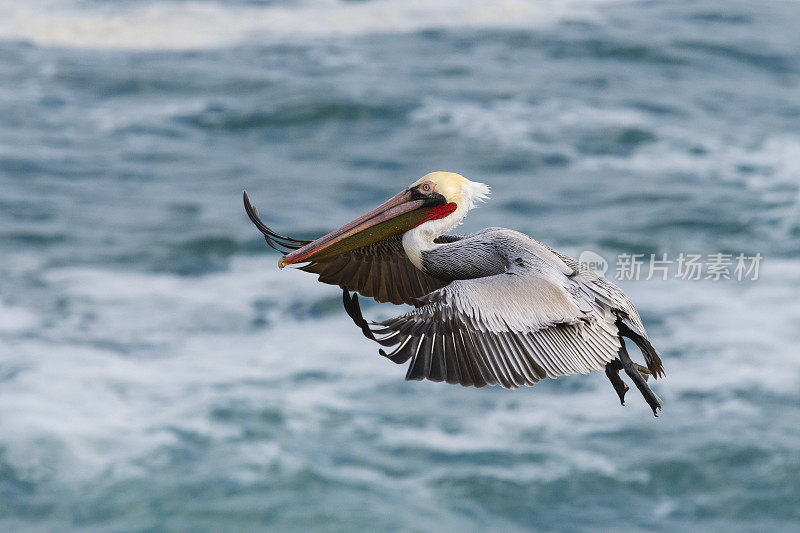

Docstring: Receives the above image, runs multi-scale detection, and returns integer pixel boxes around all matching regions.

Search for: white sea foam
[0,257,395,482]
[580,131,800,192]
[412,97,800,207]
[411,97,652,152]
[0,299,39,333]
[0,0,617,50]
[1,252,798,486]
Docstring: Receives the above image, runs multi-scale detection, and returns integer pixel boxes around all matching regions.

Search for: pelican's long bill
[279,187,451,267]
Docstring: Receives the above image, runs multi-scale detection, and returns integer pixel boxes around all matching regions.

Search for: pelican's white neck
[402,219,450,270]
[402,177,490,270]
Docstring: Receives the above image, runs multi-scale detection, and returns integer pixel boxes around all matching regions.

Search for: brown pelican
[244,172,664,415]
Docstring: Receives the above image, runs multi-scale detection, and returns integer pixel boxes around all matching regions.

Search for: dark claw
[605,359,629,406]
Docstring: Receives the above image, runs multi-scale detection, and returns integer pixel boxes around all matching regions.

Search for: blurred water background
[1,0,799,531]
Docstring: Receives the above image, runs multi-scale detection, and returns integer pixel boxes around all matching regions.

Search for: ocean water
[1,0,799,531]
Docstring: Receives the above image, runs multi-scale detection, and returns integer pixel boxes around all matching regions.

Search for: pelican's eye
[420,181,435,193]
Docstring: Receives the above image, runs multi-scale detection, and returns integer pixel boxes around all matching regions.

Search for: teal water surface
[1,1,799,531]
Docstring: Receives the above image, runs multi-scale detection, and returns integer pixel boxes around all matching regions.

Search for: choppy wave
[411,96,800,249]
[412,97,800,187]
[2,0,800,529]
[0,0,617,50]
[1,254,798,491]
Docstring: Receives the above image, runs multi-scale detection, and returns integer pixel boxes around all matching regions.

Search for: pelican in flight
[244,172,664,415]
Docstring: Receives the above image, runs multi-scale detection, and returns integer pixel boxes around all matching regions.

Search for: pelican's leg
[342,290,376,341]
[618,340,663,416]
[604,359,629,405]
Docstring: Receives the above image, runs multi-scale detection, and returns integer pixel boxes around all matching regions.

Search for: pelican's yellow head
[409,171,490,215]
[278,171,490,266]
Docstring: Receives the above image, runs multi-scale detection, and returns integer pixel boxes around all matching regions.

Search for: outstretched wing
[244,191,451,305]
[344,266,622,389]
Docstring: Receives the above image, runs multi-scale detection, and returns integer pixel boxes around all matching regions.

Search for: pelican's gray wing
[349,265,622,389]
[298,234,457,305]
[244,191,453,305]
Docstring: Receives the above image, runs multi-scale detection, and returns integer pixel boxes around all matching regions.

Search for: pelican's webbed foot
[611,341,663,417]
